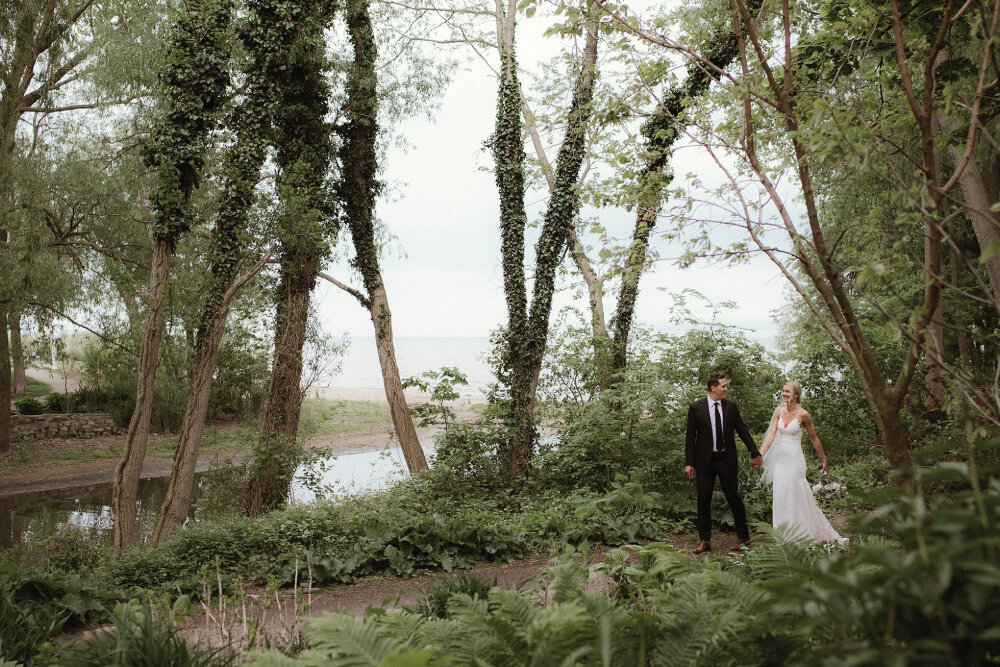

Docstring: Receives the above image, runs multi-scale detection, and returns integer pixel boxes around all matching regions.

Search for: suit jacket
[685,397,760,471]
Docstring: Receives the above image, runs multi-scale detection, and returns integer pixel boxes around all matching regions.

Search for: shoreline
[1,387,482,497]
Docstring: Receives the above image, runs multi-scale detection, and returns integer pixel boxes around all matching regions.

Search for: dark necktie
[714,402,723,452]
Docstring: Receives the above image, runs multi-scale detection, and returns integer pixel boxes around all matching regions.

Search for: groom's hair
[707,373,726,392]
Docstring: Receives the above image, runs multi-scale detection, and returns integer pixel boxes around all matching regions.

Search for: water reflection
[0,438,434,552]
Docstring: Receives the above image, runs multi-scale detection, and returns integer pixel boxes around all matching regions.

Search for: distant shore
[312,385,487,408]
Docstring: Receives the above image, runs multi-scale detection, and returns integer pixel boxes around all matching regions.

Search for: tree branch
[319,272,372,308]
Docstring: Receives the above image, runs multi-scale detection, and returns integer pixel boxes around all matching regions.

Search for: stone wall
[12,413,116,442]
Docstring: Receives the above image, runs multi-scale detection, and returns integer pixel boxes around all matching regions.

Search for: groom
[684,373,762,553]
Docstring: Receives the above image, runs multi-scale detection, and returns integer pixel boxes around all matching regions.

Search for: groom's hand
[751,456,763,468]
[684,465,694,478]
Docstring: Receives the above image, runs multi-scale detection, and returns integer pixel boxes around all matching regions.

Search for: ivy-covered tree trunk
[337,0,428,474]
[247,4,335,516]
[607,0,762,374]
[495,4,599,481]
[492,2,530,479]
[10,309,24,395]
[111,0,233,548]
[153,0,305,543]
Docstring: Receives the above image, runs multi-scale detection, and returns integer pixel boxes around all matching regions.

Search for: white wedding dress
[762,415,847,544]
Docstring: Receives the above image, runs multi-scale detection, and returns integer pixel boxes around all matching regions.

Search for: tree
[1,0,117,452]
[647,0,999,474]
[328,0,429,475]
[151,0,304,541]
[553,0,764,378]
[491,0,599,480]
[247,0,337,516]
[112,0,234,547]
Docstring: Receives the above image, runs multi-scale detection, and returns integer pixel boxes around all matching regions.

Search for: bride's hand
[821,459,829,475]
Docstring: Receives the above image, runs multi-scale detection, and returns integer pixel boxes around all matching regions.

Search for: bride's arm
[760,408,779,455]
[801,411,829,473]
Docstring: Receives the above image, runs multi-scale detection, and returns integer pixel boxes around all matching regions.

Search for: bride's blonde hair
[787,380,802,404]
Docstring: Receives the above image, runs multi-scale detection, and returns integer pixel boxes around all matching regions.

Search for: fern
[651,570,779,667]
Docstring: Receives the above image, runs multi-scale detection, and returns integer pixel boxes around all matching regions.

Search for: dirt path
[159,528,777,654]
[23,366,79,393]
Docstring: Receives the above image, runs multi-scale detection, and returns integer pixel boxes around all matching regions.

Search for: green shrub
[78,337,187,431]
[71,380,185,432]
[249,464,999,666]
[427,421,507,497]
[14,397,46,415]
[42,526,100,572]
[46,392,73,413]
[0,564,118,664]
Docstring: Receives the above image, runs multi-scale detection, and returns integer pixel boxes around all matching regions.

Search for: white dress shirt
[708,396,723,452]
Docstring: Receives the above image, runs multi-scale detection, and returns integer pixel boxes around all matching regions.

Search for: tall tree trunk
[369,279,427,471]
[9,308,24,394]
[154,0,302,541]
[609,204,656,371]
[247,3,333,515]
[247,277,311,516]
[153,249,273,541]
[491,0,531,477]
[112,240,171,548]
[950,147,1000,299]
[338,0,427,473]
[871,386,914,474]
[152,315,224,541]
[109,0,233,547]
[0,304,10,455]
[609,0,762,373]
[502,5,599,481]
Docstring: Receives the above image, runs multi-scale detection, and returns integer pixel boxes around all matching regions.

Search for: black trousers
[696,453,749,541]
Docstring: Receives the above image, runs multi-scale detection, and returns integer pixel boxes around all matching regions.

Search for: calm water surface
[0,439,435,551]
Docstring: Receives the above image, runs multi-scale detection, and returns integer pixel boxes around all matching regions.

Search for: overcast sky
[313,11,789,347]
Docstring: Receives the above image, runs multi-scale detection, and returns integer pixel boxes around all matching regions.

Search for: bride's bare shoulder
[798,408,813,423]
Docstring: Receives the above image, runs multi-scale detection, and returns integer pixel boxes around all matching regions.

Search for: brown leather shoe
[730,537,751,551]
[693,540,712,554]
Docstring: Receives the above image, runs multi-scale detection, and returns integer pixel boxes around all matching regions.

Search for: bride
[760,381,847,545]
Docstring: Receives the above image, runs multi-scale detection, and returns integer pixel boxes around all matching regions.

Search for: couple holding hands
[684,373,846,554]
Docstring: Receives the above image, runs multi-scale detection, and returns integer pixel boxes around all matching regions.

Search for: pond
[0,438,436,552]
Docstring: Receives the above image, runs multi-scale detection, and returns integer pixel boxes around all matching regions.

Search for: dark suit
[685,397,761,541]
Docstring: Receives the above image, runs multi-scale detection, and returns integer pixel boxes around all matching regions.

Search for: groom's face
[710,378,728,401]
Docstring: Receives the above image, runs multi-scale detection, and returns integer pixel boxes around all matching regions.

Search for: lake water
[0,440,436,551]
[329,336,495,395]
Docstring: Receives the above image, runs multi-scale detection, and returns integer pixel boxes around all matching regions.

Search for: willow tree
[328,0,428,474]
[112,0,234,548]
[152,0,313,542]
[492,0,599,480]
[0,0,116,452]
[247,0,337,516]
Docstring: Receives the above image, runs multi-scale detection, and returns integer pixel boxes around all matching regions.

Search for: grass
[298,398,393,440]
[0,398,400,472]
[12,376,52,400]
